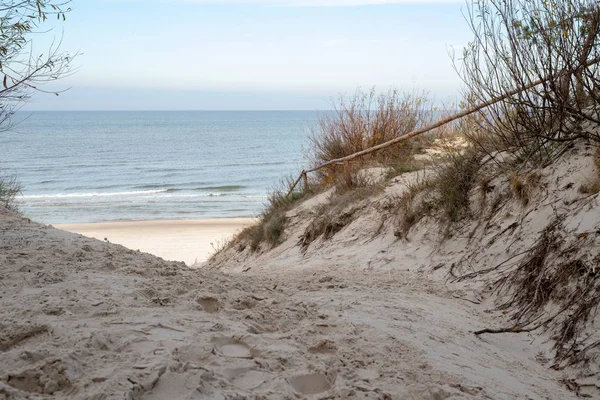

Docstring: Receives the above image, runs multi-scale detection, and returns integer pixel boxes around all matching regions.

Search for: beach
[55,218,256,265]
[0,198,579,399]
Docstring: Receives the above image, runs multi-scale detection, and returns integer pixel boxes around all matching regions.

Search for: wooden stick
[343,160,352,187]
[286,172,305,198]
[302,171,308,192]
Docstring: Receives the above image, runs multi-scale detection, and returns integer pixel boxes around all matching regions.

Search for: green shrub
[236,174,316,252]
[0,175,21,212]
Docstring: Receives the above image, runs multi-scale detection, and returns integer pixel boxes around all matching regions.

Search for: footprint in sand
[197,296,220,313]
[223,367,270,391]
[212,337,256,359]
[308,340,337,354]
[288,373,332,395]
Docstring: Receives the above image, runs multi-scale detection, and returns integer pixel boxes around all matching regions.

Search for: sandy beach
[55,218,256,266]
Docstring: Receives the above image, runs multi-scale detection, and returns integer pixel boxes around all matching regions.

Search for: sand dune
[0,207,574,399]
[2,145,599,398]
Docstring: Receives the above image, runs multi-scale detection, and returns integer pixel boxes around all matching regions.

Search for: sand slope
[0,203,578,399]
[208,143,600,398]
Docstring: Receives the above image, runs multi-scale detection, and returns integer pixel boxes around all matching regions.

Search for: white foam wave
[19,190,167,199]
[17,190,241,200]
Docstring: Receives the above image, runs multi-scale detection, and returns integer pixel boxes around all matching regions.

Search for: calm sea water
[0,111,315,224]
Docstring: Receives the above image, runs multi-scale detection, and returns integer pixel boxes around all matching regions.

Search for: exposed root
[475,216,600,364]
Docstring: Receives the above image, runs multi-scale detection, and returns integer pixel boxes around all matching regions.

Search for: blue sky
[26,0,471,110]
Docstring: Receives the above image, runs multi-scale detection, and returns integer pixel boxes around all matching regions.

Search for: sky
[25,0,472,110]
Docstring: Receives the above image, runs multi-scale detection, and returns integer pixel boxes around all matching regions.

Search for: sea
[0,111,316,224]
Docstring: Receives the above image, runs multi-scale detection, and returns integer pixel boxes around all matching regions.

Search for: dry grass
[509,171,542,206]
[299,184,383,251]
[308,88,438,186]
[392,147,483,238]
[235,176,317,252]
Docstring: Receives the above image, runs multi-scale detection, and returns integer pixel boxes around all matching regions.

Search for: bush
[308,88,438,185]
[236,174,316,252]
[457,0,600,163]
[0,175,21,211]
[298,183,383,251]
[433,149,483,223]
[393,147,483,238]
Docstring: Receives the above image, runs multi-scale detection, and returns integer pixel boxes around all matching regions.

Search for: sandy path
[55,218,255,265]
[0,209,575,399]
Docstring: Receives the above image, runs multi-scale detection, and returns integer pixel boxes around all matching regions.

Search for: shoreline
[55,217,256,266]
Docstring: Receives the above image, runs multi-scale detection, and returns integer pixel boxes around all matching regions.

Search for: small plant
[298,183,383,251]
[235,174,317,252]
[579,179,600,195]
[392,146,483,238]
[208,238,231,260]
[476,174,494,207]
[433,149,482,223]
[0,175,21,212]
[509,171,542,206]
[264,211,287,245]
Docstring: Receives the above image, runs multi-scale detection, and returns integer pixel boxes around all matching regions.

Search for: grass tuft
[299,184,382,251]
[393,147,482,238]
[235,175,316,252]
[0,175,21,212]
[509,171,541,206]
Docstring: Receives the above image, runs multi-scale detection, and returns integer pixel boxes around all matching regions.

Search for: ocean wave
[17,190,244,200]
[133,184,174,190]
[18,190,167,199]
[165,185,248,193]
[197,185,248,191]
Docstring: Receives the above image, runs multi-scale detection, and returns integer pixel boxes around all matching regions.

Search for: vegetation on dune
[298,182,384,251]
[307,89,437,179]
[447,0,600,368]
[229,0,600,251]
[234,176,316,253]
[223,0,600,369]
[226,89,441,253]
[0,174,20,211]
[456,0,600,163]
[394,0,600,239]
